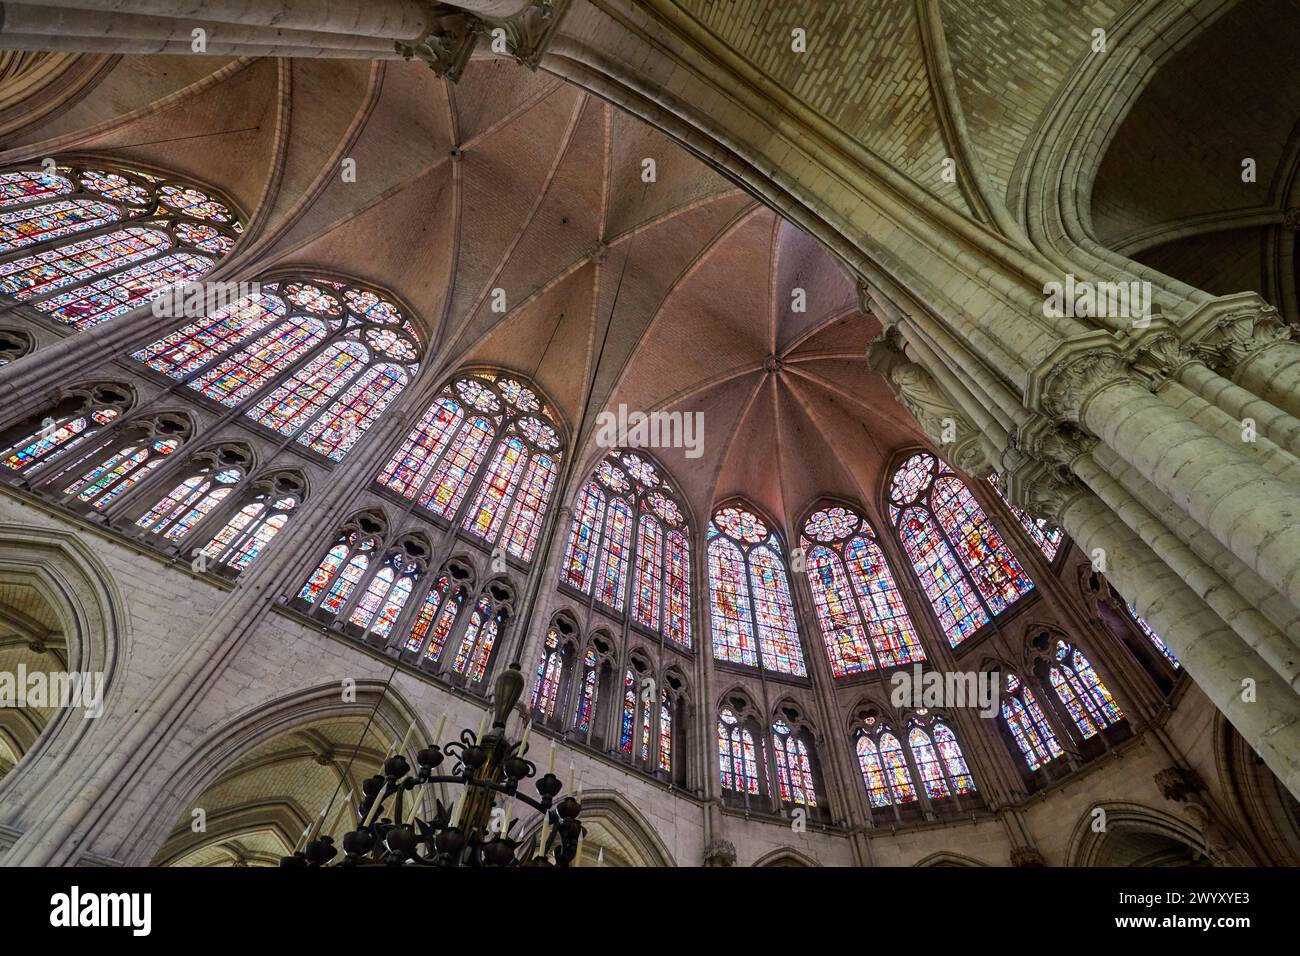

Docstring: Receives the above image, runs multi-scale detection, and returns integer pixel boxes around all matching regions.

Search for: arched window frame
[999,671,1066,774]
[799,502,926,678]
[769,708,820,812]
[530,614,581,729]
[129,440,253,547]
[887,451,1036,648]
[707,502,808,677]
[1043,638,1126,740]
[196,471,305,576]
[444,579,514,687]
[568,631,616,748]
[558,450,692,649]
[903,710,978,807]
[132,276,422,462]
[0,161,241,330]
[374,371,563,565]
[717,700,768,804]
[0,382,133,476]
[27,410,193,515]
[853,716,920,817]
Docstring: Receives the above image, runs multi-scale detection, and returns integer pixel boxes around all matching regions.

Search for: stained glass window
[132,279,420,461]
[1,406,120,472]
[451,595,503,682]
[907,726,949,799]
[1050,641,1124,737]
[659,691,672,773]
[620,669,637,754]
[0,163,241,330]
[200,492,297,571]
[801,506,925,677]
[890,452,1035,646]
[1002,674,1063,770]
[718,708,759,794]
[989,474,1065,561]
[857,727,916,807]
[596,497,633,611]
[575,649,599,734]
[532,627,564,721]
[137,466,240,540]
[772,720,817,807]
[561,480,605,591]
[346,555,418,639]
[557,451,691,647]
[708,505,806,676]
[933,721,976,794]
[378,373,561,562]
[62,437,180,509]
[418,587,465,660]
[708,536,755,667]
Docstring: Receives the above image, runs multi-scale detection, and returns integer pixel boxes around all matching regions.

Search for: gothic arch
[1213,712,1300,866]
[0,523,127,856]
[753,846,820,867]
[1064,801,1215,867]
[914,851,988,867]
[518,789,675,868]
[128,681,430,867]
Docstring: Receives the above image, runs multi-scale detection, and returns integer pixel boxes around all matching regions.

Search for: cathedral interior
[0,0,1298,875]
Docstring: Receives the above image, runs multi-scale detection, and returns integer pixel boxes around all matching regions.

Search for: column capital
[1033,341,1129,424]
[1198,301,1292,377]
[887,360,991,475]
[1009,846,1046,867]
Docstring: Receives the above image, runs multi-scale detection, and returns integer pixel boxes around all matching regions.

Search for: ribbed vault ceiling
[0,51,925,534]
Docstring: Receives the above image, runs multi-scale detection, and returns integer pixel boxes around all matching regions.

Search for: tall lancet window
[376,372,562,563]
[707,504,806,676]
[855,717,917,808]
[1048,640,1124,738]
[198,472,304,573]
[888,452,1034,646]
[988,474,1065,562]
[0,383,133,474]
[0,163,240,329]
[133,278,421,461]
[1001,674,1063,771]
[558,451,692,648]
[801,504,925,677]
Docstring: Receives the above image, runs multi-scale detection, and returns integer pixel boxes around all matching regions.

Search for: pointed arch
[0,160,241,330]
[707,500,806,676]
[887,450,1035,647]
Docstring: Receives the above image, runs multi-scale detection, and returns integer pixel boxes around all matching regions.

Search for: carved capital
[1128,331,1207,389]
[889,361,976,448]
[1039,348,1128,423]
[1023,422,1097,474]
[395,6,479,82]
[1153,766,1206,803]
[702,838,737,867]
[483,0,571,69]
[1010,846,1046,867]
[1204,302,1293,374]
[1283,207,1300,232]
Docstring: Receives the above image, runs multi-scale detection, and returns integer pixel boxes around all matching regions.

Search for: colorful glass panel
[596,498,632,611]
[749,546,806,676]
[708,537,755,667]
[632,513,663,631]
